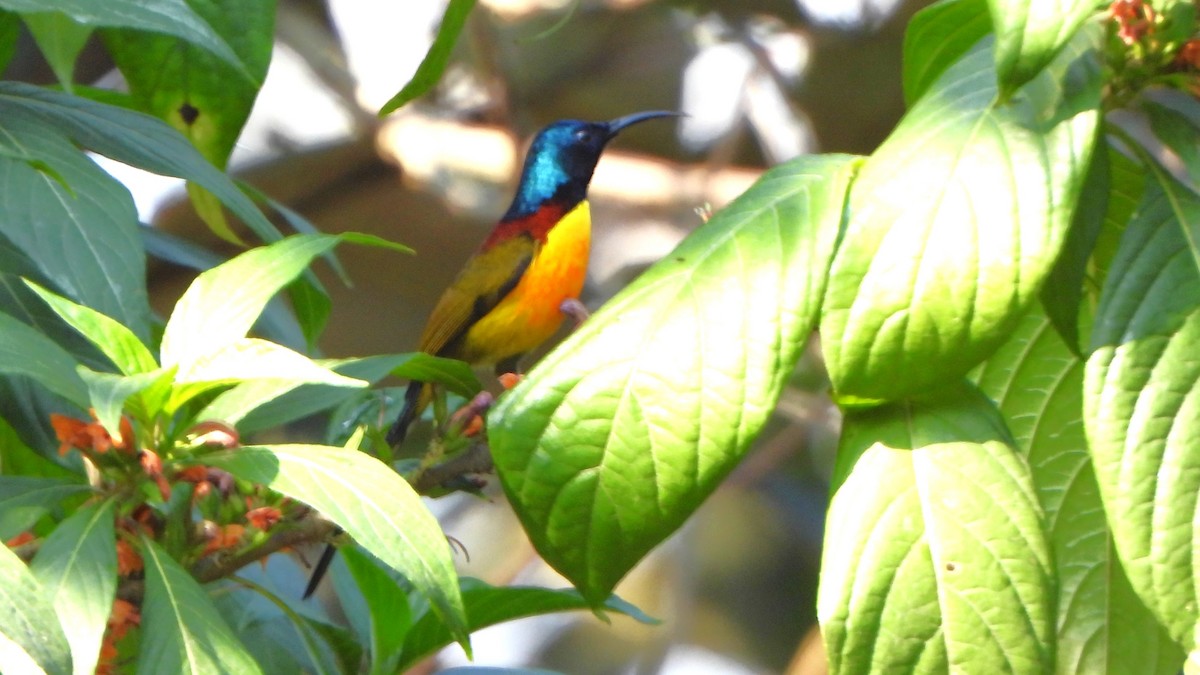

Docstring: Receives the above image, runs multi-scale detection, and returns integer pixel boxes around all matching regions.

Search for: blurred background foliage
[6,0,930,672]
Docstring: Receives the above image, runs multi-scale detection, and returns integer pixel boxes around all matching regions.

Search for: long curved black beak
[605,110,683,138]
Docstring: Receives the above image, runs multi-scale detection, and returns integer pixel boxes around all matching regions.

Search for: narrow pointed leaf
[138,537,261,675]
[988,0,1099,96]
[339,546,411,675]
[23,12,92,91]
[23,280,158,376]
[0,311,88,407]
[201,444,469,648]
[0,0,248,78]
[0,542,72,675]
[490,155,859,603]
[902,0,990,106]
[30,500,116,675]
[975,307,1181,673]
[398,580,655,673]
[1085,171,1200,656]
[378,0,477,116]
[821,32,1100,402]
[818,383,1054,673]
[77,366,166,439]
[160,235,341,371]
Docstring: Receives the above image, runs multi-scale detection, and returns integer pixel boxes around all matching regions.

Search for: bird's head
[505,110,679,220]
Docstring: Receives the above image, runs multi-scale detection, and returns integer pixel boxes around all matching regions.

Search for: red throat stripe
[482,202,570,250]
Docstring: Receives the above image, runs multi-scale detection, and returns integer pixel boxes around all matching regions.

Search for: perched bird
[386,110,680,446]
[303,110,678,599]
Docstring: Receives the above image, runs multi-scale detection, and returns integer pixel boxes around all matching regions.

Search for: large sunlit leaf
[0,82,277,243]
[490,155,859,603]
[0,0,248,78]
[0,542,72,675]
[29,500,116,675]
[821,31,1100,402]
[902,0,990,106]
[397,579,656,674]
[138,537,262,674]
[975,308,1182,674]
[378,0,477,116]
[818,383,1054,673]
[201,444,469,648]
[1085,171,1200,659]
[0,311,88,408]
[987,0,1100,96]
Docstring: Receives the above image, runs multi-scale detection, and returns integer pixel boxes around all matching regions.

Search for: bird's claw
[560,298,590,328]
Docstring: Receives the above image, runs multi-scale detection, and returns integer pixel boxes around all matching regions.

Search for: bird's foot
[447,391,495,438]
[497,372,523,390]
[560,297,590,328]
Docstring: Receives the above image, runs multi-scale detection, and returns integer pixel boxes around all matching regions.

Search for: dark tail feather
[303,543,337,599]
[386,380,426,447]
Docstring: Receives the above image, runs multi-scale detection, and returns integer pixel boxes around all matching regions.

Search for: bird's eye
[573,128,593,142]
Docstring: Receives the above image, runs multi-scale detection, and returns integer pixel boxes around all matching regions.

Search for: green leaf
[139,227,309,351]
[818,383,1054,673]
[0,113,150,339]
[378,0,477,116]
[0,0,249,78]
[398,579,655,673]
[0,311,88,408]
[987,0,1099,97]
[1039,134,1109,355]
[138,537,262,675]
[23,279,158,376]
[339,546,411,675]
[1143,100,1200,195]
[0,542,72,675]
[902,0,990,106]
[490,155,859,603]
[1091,147,1145,287]
[0,11,20,74]
[103,0,274,168]
[22,12,92,91]
[77,366,168,439]
[0,476,90,538]
[203,353,473,436]
[0,81,278,243]
[210,577,355,675]
[184,339,365,425]
[821,32,1100,403]
[30,500,116,675]
[975,307,1182,673]
[1085,171,1200,655]
[201,445,469,648]
[160,235,341,372]
[175,338,364,388]
[0,416,76,479]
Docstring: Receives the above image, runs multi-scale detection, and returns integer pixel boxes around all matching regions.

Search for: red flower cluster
[50,411,134,457]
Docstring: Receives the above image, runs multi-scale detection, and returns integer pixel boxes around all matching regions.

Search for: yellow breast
[461,200,592,365]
